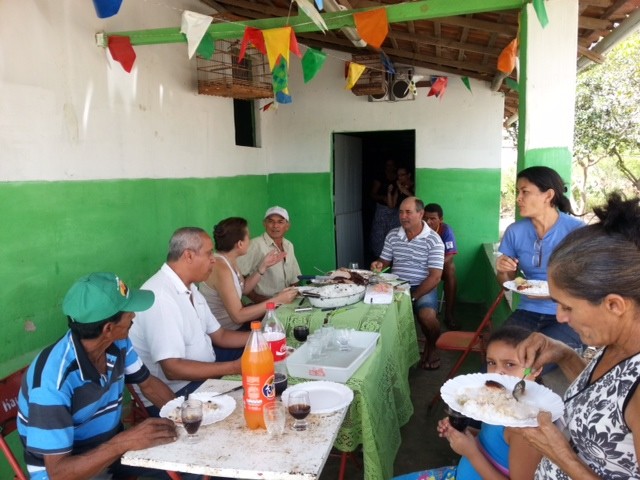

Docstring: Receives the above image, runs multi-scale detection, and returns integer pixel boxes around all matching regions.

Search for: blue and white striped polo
[380,221,445,286]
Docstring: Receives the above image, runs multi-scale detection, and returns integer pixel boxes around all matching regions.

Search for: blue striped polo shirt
[380,221,445,286]
[17,331,150,478]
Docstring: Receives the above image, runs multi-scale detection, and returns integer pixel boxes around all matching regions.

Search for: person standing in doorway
[370,159,399,258]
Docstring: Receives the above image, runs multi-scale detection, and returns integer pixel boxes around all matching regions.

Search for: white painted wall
[0,0,504,183]
[524,0,578,151]
[265,55,505,173]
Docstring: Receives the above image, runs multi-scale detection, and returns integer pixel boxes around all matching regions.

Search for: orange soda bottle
[241,321,275,429]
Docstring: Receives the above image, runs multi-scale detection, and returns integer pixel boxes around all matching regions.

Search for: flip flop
[421,357,441,371]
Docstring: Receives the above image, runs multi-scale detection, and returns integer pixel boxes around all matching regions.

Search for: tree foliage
[573,31,640,212]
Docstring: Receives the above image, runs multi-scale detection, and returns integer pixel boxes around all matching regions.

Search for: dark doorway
[333,130,415,268]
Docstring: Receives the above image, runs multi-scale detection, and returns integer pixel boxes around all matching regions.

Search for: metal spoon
[512,367,532,401]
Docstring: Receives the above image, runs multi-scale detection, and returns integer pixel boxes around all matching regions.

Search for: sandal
[421,357,441,371]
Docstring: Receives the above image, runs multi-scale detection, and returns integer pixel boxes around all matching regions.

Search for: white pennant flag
[294,0,328,33]
[181,10,213,59]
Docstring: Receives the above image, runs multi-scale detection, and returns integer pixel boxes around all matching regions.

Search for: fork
[512,367,532,401]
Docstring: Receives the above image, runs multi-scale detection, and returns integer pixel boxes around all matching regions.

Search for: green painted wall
[266,172,336,273]
[416,168,502,302]
[0,173,337,378]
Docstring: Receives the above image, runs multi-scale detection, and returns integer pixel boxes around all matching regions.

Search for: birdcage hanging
[350,54,387,97]
[197,39,273,99]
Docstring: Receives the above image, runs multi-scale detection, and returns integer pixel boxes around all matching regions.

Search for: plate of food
[440,372,564,427]
[159,392,236,426]
[503,278,549,297]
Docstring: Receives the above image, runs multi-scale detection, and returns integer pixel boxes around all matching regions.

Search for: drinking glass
[263,402,286,436]
[288,390,311,431]
[336,328,353,351]
[181,399,203,442]
[293,325,310,342]
[348,262,359,270]
[307,336,322,360]
[444,405,470,432]
[321,325,336,351]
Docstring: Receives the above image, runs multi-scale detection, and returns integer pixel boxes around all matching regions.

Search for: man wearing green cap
[17,272,177,480]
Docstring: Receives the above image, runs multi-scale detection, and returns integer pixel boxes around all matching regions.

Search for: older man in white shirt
[130,227,248,415]
[238,206,301,303]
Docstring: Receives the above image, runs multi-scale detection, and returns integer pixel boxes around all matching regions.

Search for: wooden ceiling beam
[435,16,518,35]
[299,32,498,74]
[578,15,612,30]
[578,44,605,63]
[390,30,503,56]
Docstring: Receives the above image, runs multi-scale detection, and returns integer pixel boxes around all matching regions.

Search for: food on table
[369,282,393,294]
[329,268,369,286]
[456,381,539,421]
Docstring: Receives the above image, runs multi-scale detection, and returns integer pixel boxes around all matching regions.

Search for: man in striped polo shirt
[17,272,178,480]
[371,197,445,370]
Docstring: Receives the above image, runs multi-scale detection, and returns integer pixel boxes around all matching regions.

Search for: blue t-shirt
[438,223,458,256]
[456,423,509,479]
[500,212,583,314]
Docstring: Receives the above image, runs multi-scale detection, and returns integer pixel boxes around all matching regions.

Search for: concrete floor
[319,302,571,480]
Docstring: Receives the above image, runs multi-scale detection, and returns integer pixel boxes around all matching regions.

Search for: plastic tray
[286,331,380,383]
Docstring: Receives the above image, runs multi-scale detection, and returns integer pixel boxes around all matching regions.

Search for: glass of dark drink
[274,372,288,396]
[293,325,310,343]
[288,390,311,431]
[181,399,203,442]
[444,405,470,432]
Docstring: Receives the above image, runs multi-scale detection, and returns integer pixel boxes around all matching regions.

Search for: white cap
[264,206,289,222]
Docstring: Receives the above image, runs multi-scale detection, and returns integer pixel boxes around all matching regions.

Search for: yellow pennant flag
[345,63,366,90]
[263,27,292,71]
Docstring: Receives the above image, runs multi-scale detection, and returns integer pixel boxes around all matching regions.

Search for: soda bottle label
[263,331,287,362]
[243,373,275,412]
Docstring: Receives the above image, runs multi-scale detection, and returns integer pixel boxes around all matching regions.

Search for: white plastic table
[121,379,348,479]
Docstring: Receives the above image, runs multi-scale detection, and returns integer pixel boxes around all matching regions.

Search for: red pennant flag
[353,8,389,49]
[497,38,519,74]
[428,76,448,98]
[238,27,266,63]
[290,29,301,58]
[108,36,136,73]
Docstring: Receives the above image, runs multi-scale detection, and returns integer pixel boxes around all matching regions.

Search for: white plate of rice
[440,372,564,427]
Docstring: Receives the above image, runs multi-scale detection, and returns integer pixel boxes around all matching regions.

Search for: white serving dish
[364,283,394,304]
[305,284,366,309]
[286,331,380,383]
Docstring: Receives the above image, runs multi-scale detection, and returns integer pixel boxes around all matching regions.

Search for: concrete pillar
[517,0,579,183]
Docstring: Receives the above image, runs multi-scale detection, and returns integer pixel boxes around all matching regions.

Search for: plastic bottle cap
[266,302,276,310]
[250,321,261,330]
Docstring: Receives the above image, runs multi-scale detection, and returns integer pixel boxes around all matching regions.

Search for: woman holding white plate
[515,193,640,479]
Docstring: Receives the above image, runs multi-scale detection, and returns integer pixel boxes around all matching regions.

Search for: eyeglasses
[533,239,543,268]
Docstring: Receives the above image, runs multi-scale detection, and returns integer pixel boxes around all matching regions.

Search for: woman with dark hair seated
[200,218,297,357]
[496,166,584,352]
[516,192,640,479]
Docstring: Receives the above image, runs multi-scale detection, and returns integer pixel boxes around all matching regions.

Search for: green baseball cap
[63,272,154,324]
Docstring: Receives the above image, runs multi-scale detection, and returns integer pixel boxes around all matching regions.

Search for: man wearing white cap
[238,206,301,303]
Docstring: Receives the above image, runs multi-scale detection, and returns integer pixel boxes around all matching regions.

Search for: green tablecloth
[279,293,419,480]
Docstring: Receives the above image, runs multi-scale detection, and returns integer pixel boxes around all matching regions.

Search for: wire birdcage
[350,54,387,97]
[197,39,273,99]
